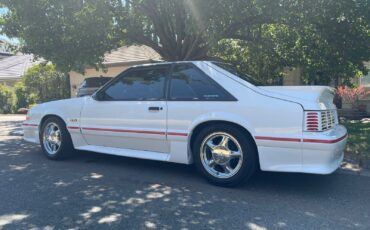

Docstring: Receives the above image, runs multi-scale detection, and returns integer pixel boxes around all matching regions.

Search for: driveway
[0,115,369,230]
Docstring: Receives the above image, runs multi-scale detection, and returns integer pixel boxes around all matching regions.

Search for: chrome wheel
[42,122,62,155]
[200,132,243,179]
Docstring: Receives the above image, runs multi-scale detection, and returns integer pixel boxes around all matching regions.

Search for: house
[0,38,12,53]
[0,39,40,86]
[0,54,39,86]
[69,45,162,97]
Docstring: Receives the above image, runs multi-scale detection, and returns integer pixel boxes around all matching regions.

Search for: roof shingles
[103,45,162,65]
[0,54,38,81]
[0,45,162,81]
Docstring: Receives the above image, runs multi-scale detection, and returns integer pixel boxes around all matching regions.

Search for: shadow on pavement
[0,117,369,229]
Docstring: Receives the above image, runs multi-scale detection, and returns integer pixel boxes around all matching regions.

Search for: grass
[342,119,370,159]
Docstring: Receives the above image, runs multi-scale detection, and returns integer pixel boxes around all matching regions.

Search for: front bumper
[23,123,40,144]
[301,125,347,174]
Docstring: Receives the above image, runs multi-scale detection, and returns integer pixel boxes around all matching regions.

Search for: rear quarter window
[169,64,236,101]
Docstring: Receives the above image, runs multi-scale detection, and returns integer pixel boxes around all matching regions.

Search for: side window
[103,67,167,101]
[169,64,235,101]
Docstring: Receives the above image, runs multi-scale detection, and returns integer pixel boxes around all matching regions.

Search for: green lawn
[342,119,370,159]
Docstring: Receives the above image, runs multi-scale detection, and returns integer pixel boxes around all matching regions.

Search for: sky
[0,7,19,44]
[0,7,7,15]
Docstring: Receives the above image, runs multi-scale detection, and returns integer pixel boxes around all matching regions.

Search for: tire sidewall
[193,125,257,187]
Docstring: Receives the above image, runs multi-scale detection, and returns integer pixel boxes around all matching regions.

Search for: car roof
[131,60,209,68]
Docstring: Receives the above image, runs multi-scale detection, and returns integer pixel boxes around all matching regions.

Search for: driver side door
[80,65,170,153]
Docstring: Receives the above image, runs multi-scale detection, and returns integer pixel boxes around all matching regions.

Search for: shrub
[10,63,70,112]
[0,84,15,114]
[336,86,366,104]
[22,63,70,104]
[13,81,29,110]
[336,86,367,110]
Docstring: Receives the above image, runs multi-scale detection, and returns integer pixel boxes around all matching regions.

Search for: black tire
[39,117,75,160]
[192,124,258,187]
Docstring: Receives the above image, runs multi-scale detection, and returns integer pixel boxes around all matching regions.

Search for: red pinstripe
[255,136,301,142]
[255,134,347,144]
[79,127,187,137]
[22,123,38,127]
[167,132,188,137]
[303,134,347,144]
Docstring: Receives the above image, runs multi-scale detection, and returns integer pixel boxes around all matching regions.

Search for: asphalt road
[0,116,369,230]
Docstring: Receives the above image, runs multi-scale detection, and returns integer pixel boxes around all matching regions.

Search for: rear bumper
[257,125,347,174]
[301,125,347,174]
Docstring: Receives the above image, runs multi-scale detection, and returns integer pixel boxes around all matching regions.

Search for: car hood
[40,96,86,107]
[259,86,336,110]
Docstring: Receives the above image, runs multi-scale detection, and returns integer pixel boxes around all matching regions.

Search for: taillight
[304,110,338,132]
[304,111,320,131]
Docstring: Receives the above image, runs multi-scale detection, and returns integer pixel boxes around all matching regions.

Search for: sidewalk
[0,114,26,121]
[0,114,26,141]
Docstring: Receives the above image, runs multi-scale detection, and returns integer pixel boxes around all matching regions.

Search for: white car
[23,61,347,186]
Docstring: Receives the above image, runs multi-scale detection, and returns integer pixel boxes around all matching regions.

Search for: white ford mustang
[23,61,347,186]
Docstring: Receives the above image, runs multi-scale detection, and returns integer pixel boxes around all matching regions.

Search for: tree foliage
[285,0,370,84]
[18,63,70,106]
[0,84,14,114]
[0,0,369,85]
[0,0,119,73]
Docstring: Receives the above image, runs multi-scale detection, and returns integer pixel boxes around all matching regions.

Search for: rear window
[82,77,112,88]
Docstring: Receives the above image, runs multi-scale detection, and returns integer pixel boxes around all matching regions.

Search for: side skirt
[75,145,170,162]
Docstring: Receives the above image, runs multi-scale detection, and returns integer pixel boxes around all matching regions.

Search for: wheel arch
[39,114,68,133]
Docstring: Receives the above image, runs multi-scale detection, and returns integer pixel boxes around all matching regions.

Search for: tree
[213,0,370,85]
[212,24,298,83]
[0,0,286,70]
[1,0,369,85]
[0,0,120,73]
[17,63,70,107]
[118,0,285,61]
[284,0,370,85]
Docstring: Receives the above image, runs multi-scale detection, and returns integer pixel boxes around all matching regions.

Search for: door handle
[148,107,163,111]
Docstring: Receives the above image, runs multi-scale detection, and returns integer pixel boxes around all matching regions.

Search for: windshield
[212,62,265,86]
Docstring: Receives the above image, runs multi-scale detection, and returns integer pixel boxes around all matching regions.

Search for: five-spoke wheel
[42,122,62,155]
[200,132,243,179]
[193,124,258,187]
[40,117,74,160]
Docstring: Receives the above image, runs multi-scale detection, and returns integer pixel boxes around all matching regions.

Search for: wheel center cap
[48,132,59,144]
[212,147,231,164]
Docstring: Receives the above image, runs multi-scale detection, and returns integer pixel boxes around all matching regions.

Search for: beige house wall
[69,65,129,97]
